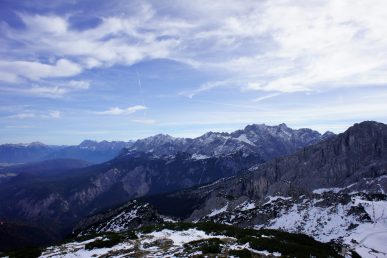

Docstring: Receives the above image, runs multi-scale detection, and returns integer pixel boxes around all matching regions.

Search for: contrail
[136,70,147,119]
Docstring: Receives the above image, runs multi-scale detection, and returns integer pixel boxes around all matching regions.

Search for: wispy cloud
[8,110,61,119]
[95,105,147,115]
[0,80,90,98]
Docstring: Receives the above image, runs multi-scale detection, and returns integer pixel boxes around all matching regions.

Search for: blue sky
[1,0,387,144]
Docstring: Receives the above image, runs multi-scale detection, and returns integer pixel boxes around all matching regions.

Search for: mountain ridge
[0,123,331,164]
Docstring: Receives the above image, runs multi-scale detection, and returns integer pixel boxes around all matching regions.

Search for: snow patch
[263,196,292,205]
[313,187,344,194]
[191,153,210,160]
[236,134,256,146]
[208,203,228,217]
[236,201,256,211]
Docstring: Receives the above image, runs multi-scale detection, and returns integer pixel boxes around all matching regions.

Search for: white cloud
[18,13,68,35]
[1,7,178,82]
[0,59,82,83]
[96,105,147,115]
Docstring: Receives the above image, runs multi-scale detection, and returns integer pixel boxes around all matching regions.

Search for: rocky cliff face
[184,121,387,206]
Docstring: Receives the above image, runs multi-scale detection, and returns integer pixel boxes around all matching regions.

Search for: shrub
[229,248,252,258]
[184,238,222,254]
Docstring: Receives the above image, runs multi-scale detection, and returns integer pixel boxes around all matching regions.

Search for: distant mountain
[0,140,133,164]
[46,140,133,163]
[125,123,332,160]
[0,123,331,164]
[0,142,63,164]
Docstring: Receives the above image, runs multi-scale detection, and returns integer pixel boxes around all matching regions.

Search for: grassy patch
[184,238,222,254]
[85,238,120,250]
[3,247,42,258]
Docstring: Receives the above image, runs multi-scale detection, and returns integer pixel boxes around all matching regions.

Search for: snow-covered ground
[146,228,228,246]
[40,238,135,258]
[346,198,387,257]
[266,194,387,257]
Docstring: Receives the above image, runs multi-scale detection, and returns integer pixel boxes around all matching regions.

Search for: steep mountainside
[0,151,260,240]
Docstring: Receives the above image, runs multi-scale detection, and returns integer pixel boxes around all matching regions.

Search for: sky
[1,0,387,144]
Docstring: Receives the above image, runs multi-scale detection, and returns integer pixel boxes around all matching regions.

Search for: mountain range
[0,124,326,238]
[1,121,386,257]
[0,123,332,164]
[61,121,387,257]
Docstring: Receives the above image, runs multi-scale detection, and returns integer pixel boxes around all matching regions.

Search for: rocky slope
[73,200,163,236]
